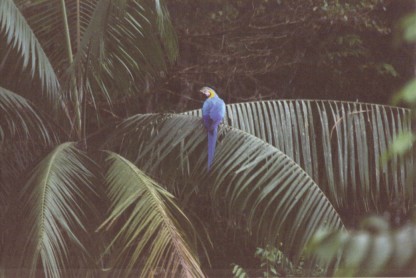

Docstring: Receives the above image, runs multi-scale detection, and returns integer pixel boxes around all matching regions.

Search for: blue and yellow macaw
[200,86,226,171]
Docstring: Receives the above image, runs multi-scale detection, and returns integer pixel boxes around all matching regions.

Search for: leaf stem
[60,0,82,140]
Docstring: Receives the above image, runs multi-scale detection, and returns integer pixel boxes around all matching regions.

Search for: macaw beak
[199,89,208,97]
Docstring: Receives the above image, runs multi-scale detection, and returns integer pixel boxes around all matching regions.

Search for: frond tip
[0,86,56,145]
[0,0,60,99]
[99,152,204,278]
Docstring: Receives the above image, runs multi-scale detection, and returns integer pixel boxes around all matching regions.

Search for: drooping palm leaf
[2,142,96,278]
[103,113,344,261]
[2,0,177,124]
[0,0,60,100]
[98,152,204,277]
[308,216,416,277]
[15,0,97,72]
[0,86,57,145]
[0,85,60,194]
[186,100,414,217]
[69,0,178,103]
[18,0,177,105]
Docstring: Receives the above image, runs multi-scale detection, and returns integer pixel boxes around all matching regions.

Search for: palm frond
[103,114,344,261]
[4,0,177,111]
[16,0,98,71]
[2,142,96,277]
[98,151,204,278]
[186,100,414,217]
[0,86,57,145]
[65,0,178,104]
[0,86,61,234]
[0,0,60,100]
[155,0,179,61]
[308,216,416,277]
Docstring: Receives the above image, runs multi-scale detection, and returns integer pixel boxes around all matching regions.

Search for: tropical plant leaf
[3,0,177,114]
[0,86,57,145]
[399,13,416,43]
[2,142,96,278]
[0,86,60,252]
[393,79,416,105]
[186,100,414,218]
[0,0,60,100]
[232,263,249,278]
[14,0,98,72]
[308,216,416,277]
[102,113,344,262]
[73,0,177,102]
[30,0,178,106]
[98,151,204,278]
[0,85,60,197]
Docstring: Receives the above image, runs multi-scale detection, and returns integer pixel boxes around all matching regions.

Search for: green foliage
[187,100,415,222]
[0,0,60,100]
[98,152,203,277]
[232,245,294,278]
[307,11,416,277]
[399,13,416,42]
[232,264,248,278]
[2,143,96,277]
[308,216,416,277]
[255,245,294,277]
[0,86,56,145]
[102,113,345,261]
[392,10,416,107]
[0,1,200,277]
[393,79,416,106]
[1,0,415,277]
[383,131,416,161]
[232,244,325,277]
[0,0,178,131]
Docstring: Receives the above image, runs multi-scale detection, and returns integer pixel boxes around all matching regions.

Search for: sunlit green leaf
[400,13,416,42]
[309,217,416,277]
[393,79,416,105]
[383,131,415,162]
[103,113,344,263]
[98,151,204,278]
[2,142,96,278]
[0,0,60,101]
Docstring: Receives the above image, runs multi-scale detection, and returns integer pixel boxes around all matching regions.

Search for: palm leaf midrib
[34,142,73,244]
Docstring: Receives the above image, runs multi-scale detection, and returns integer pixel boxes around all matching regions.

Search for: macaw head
[200,86,216,99]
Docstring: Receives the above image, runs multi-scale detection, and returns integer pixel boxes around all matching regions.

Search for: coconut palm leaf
[186,100,414,217]
[0,0,60,100]
[98,151,204,277]
[0,86,56,145]
[14,0,97,72]
[0,85,60,237]
[69,0,177,103]
[0,85,60,194]
[16,0,177,105]
[2,142,96,278]
[308,216,416,277]
[103,113,344,261]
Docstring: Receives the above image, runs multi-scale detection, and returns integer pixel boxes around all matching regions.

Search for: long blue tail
[207,126,218,171]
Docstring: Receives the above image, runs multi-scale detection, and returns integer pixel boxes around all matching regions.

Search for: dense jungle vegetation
[0,0,415,277]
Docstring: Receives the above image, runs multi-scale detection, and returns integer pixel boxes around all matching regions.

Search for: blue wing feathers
[202,114,211,130]
[202,95,225,171]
